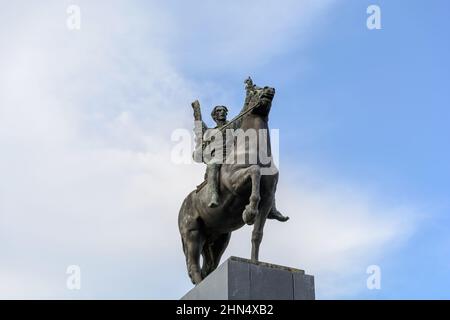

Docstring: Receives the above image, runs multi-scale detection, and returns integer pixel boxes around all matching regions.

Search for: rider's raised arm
[191,100,208,163]
[191,100,208,132]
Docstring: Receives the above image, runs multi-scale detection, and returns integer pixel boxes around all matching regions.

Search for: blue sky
[0,0,449,299]
[274,0,450,298]
[173,0,450,298]
[191,0,450,298]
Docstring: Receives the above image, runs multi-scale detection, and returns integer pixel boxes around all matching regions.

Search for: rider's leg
[207,163,220,208]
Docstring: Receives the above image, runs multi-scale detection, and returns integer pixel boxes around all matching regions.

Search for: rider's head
[211,105,228,123]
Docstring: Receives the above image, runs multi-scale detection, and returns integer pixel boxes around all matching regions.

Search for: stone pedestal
[181,256,315,300]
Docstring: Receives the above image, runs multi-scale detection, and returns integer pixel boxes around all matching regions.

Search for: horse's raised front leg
[231,165,261,225]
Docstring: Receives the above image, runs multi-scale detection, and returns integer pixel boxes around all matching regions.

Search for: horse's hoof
[191,274,203,285]
[243,206,257,225]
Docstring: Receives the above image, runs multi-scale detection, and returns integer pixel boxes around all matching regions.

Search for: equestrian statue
[178,77,289,284]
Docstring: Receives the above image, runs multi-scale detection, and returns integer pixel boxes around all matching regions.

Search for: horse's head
[245,82,276,116]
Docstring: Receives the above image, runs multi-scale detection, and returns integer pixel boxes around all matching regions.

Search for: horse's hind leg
[184,228,205,285]
[180,211,205,285]
[179,194,205,285]
[201,233,231,278]
[211,233,231,269]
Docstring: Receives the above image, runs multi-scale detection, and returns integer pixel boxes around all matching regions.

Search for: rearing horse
[178,83,279,285]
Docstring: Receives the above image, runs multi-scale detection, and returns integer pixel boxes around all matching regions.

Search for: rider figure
[191,78,289,221]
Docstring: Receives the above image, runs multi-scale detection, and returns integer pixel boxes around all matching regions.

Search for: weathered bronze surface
[179,78,288,284]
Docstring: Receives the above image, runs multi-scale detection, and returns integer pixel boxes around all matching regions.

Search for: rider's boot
[267,198,289,222]
[207,164,220,208]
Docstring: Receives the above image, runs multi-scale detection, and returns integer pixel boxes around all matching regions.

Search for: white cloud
[0,0,418,299]
[225,168,418,298]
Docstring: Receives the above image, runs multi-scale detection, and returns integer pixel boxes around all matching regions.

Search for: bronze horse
[178,83,279,284]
